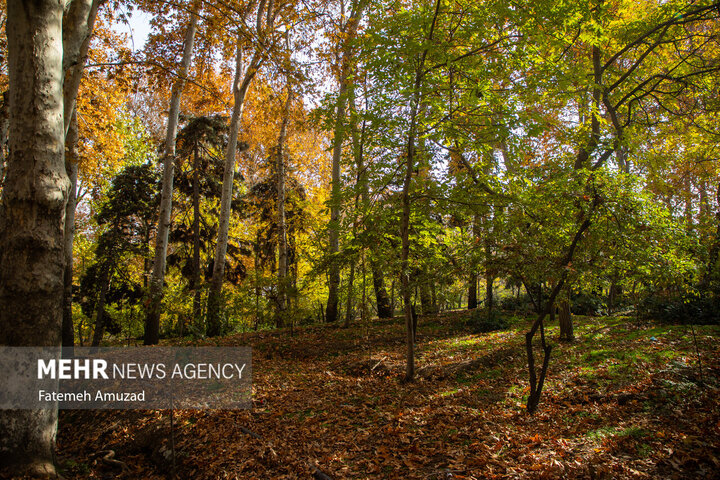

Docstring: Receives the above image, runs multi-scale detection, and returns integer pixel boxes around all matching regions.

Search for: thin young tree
[206,0,279,335]
[62,0,102,349]
[326,0,369,323]
[144,5,200,344]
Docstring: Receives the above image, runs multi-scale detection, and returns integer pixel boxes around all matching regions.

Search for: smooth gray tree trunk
[145,10,199,344]
[206,0,276,334]
[62,110,80,349]
[206,45,260,335]
[62,0,100,136]
[59,0,100,349]
[0,0,67,475]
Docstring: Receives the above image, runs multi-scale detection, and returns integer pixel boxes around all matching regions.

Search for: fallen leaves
[55,313,720,479]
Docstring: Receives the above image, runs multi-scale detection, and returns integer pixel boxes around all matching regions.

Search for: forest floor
[56,311,720,479]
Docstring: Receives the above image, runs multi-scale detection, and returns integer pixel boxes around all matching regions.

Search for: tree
[514,0,720,413]
[62,0,102,349]
[0,0,68,474]
[397,0,442,381]
[171,115,228,329]
[326,0,369,323]
[206,0,281,335]
[275,86,292,325]
[145,4,200,344]
[84,163,158,346]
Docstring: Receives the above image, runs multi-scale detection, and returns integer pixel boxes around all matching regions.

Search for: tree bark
[206,41,262,335]
[91,266,111,347]
[344,261,356,327]
[420,279,432,315]
[62,0,100,136]
[372,267,393,318]
[326,0,368,323]
[483,212,493,315]
[145,9,199,344]
[0,0,67,474]
[467,273,477,309]
[0,91,8,187]
[62,109,80,349]
[558,295,573,342]
[192,145,202,325]
[254,235,262,329]
[60,0,101,350]
[275,88,292,327]
[400,0,441,382]
[485,272,493,314]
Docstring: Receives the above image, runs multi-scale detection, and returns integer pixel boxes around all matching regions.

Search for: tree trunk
[684,175,693,231]
[390,278,396,315]
[62,109,80,349]
[467,273,477,309]
[326,0,368,324]
[254,235,262,329]
[325,73,347,324]
[192,145,202,325]
[558,295,573,342]
[62,0,101,137]
[351,85,392,320]
[275,88,292,328]
[344,261,356,327]
[206,40,262,336]
[401,0,441,382]
[484,212,493,315]
[401,118,417,381]
[0,1,66,474]
[145,10,199,344]
[60,0,101,350]
[608,278,621,314]
[526,43,603,408]
[420,280,432,315]
[0,91,8,186]
[372,268,393,318]
[91,266,111,347]
[486,273,493,315]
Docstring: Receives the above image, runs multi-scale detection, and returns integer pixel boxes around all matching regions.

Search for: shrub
[468,309,509,333]
[571,292,606,316]
[499,294,534,312]
[640,294,719,325]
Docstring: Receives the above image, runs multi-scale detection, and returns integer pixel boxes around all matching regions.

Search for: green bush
[468,309,509,333]
[499,294,534,312]
[571,292,606,316]
[640,294,719,325]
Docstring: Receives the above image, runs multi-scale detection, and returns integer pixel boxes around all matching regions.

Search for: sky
[116,8,152,52]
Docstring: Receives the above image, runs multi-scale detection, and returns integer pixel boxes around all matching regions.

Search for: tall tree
[399,0,441,381]
[61,0,102,348]
[172,115,228,328]
[326,0,368,323]
[275,86,292,325]
[0,0,68,474]
[145,6,199,344]
[206,0,278,336]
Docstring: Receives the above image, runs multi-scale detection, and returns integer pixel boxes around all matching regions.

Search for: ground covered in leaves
[56,312,720,479]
